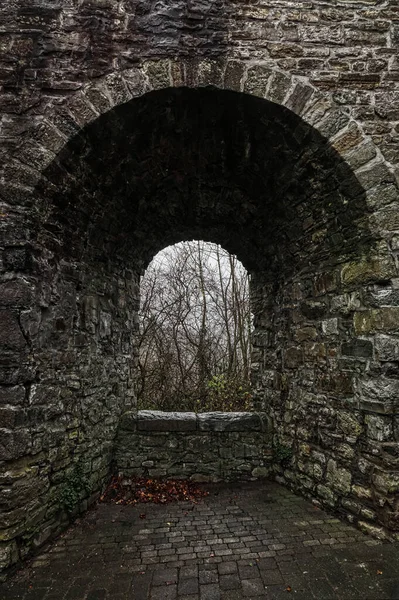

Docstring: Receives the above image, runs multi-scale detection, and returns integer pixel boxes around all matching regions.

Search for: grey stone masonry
[1,0,399,577]
[116,411,272,482]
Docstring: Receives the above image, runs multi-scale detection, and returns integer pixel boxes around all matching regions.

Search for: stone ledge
[120,411,271,433]
[197,411,269,432]
[137,410,197,432]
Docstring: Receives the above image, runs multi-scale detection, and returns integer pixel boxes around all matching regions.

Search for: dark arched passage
[38,87,368,275]
[5,86,398,572]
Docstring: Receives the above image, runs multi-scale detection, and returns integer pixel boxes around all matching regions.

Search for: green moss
[60,462,88,514]
[274,443,293,466]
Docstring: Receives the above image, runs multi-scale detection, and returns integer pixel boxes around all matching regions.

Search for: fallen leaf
[100,475,209,507]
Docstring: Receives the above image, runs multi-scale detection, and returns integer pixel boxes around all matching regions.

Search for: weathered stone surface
[372,469,399,495]
[375,334,399,362]
[326,459,352,495]
[337,411,363,439]
[197,412,267,432]
[0,386,25,406]
[322,318,338,336]
[137,411,197,432]
[356,377,399,414]
[354,309,399,334]
[119,411,138,432]
[0,0,399,575]
[0,312,26,351]
[341,255,395,286]
[0,281,33,308]
[117,412,272,482]
[365,414,393,442]
[341,339,373,358]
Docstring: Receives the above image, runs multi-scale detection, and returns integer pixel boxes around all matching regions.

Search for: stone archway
[1,60,398,573]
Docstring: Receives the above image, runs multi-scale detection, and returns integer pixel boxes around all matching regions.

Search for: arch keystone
[103,72,132,106]
[197,59,225,88]
[123,68,147,98]
[224,60,246,92]
[142,59,172,91]
[244,64,273,98]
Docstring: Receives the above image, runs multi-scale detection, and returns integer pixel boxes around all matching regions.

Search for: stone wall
[0,0,399,575]
[252,265,399,540]
[116,411,272,482]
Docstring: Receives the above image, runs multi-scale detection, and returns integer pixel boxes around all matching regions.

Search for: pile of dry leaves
[100,476,209,506]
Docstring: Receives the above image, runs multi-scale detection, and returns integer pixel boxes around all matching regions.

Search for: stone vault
[0,0,398,573]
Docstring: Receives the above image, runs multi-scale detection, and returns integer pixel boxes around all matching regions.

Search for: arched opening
[138,240,252,412]
[7,84,397,571]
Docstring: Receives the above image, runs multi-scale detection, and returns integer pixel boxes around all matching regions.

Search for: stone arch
[1,59,399,573]
[4,58,389,194]
[5,58,396,256]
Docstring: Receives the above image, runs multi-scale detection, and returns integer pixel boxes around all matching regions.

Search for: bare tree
[137,241,252,411]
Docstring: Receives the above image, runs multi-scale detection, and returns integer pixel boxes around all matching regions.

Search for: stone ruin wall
[116,411,273,481]
[0,0,398,574]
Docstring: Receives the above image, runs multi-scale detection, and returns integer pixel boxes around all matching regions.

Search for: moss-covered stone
[372,470,399,495]
[354,308,399,334]
[341,251,395,287]
[326,460,352,495]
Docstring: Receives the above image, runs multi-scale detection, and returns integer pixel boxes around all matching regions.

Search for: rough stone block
[372,469,399,495]
[197,412,267,432]
[244,65,272,98]
[375,334,399,361]
[224,60,245,91]
[365,414,393,442]
[331,292,361,315]
[0,386,25,406]
[326,459,352,495]
[284,347,304,368]
[341,255,395,287]
[341,339,373,358]
[0,312,26,351]
[137,411,197,432]
[119,411,138,432]
[322,318,338,336]
[354,309,399,335]
[0,280,33,308]
[356,162,395,192]
[337,411,363,438]
[143,60,171,90]
[356,376,399,414]
[284,82,313,115]
[267,71,292,104]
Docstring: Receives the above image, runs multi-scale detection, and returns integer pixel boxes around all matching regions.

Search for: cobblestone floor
[2,482,399,599]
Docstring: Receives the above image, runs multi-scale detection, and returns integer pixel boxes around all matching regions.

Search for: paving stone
[242,577,266,596]
[199,569,219,584]
[1,482,398,600]
[152,568,178,586]
[150,584,177,599]
[86,591,107,600]
[200,583,221,599]
[178,577,199,595]
[180,565,198,579]
[218,561,238,575]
